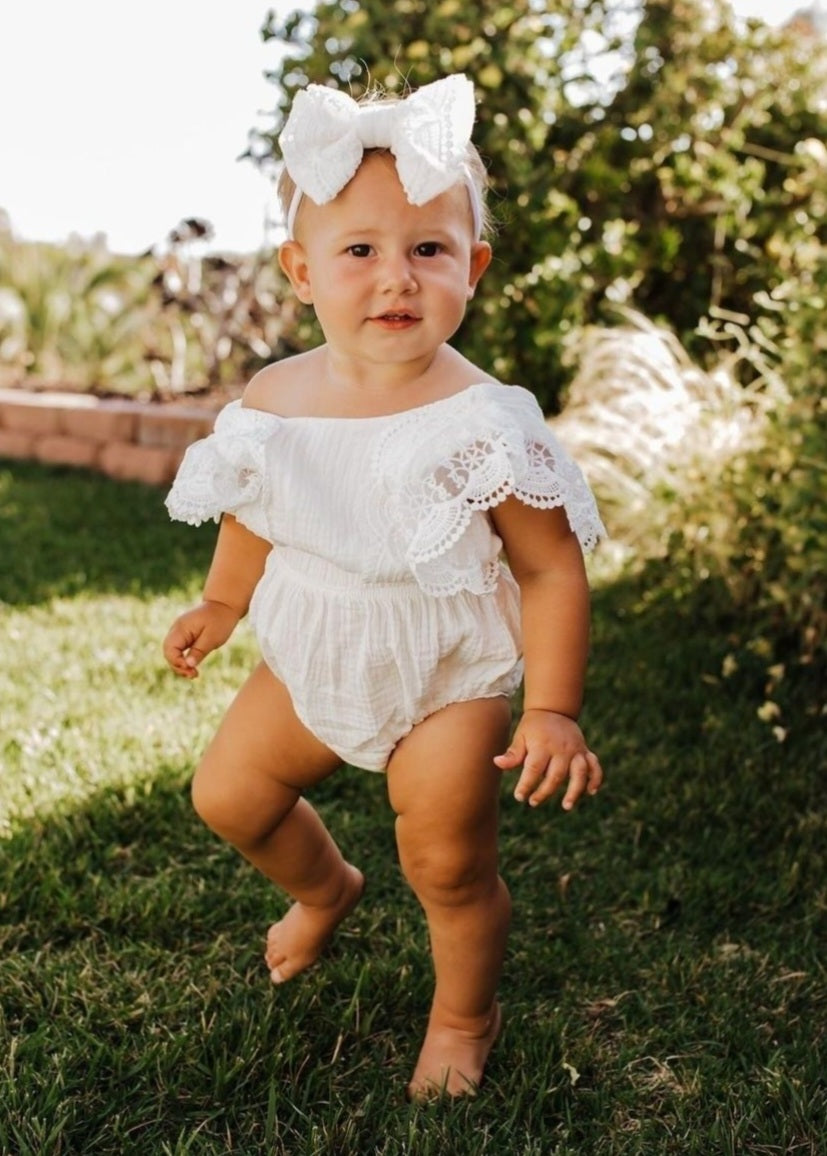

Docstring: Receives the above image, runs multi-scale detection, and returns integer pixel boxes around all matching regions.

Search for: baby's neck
[249,345,497,422]
[316,345,482,418]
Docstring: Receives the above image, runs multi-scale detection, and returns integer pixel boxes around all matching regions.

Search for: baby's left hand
[493,709,603,809]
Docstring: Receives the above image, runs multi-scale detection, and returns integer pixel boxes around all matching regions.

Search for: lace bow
[279,74,478,232]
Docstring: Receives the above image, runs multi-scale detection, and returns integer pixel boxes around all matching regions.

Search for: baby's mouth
[375,311,419,322]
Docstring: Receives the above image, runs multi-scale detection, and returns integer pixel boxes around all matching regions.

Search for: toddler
[163,73,605,1100]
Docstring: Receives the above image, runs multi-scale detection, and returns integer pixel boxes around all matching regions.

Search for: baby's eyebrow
[344,226,455,241]
[336,228,382,243]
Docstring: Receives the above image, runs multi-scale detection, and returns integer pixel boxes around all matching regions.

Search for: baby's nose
[381,255,417,292]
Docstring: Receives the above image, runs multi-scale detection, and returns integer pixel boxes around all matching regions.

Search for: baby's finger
[561,752,593,811]
[496,730,529,772]
[513,752,551,803]
[585,750,604,795]
[493,733,527,771]
[163,632,203,678]
[182,645,208,674]
[162,635,182,666]
[526,752,571,807]
[163,648,189,678]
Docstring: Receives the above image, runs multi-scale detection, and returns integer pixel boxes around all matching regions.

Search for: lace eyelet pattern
[372,385,605,595]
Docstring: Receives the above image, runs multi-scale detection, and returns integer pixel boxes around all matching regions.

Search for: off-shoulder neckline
[230,381,526,424]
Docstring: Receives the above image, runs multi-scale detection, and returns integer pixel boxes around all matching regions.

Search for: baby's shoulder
[242,350,323,416]
[437,346,498,392]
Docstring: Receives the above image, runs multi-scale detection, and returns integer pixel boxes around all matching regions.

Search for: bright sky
[0,0,802,256]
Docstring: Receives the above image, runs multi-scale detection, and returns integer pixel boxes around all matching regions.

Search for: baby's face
[284,153,491,373]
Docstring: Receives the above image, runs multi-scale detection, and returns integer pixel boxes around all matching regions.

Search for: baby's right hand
[162,600,241,678]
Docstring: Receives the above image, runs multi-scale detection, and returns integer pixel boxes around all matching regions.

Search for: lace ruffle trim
[374,391,606,596]
[165,402,277,529]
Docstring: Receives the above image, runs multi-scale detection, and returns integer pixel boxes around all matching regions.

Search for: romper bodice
[165,381,605,596]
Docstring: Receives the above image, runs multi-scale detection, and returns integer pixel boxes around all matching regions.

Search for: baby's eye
[413,241,445,258]
[346,243,373,258]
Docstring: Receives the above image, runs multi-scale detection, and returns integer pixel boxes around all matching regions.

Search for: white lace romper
[166,382,605,771]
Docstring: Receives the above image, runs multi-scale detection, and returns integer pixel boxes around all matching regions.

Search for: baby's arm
[163,514,272,678]
[490,498,603,808]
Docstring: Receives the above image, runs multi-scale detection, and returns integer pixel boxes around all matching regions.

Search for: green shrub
[0,229,155,391]
[0,219,296,398]
[252,0,827,410]
[554,311,824,699]
[671,392,826,666]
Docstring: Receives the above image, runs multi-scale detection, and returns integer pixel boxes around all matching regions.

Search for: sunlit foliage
[252,0,827,411]
[0,216,294,398]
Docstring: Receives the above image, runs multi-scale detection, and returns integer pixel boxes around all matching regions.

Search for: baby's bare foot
[407,1002,502,1100]
[265,864,364,984]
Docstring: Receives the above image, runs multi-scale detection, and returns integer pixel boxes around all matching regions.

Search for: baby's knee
[190,764,237,838]
[398,840,497,906]
[190,759,289,848]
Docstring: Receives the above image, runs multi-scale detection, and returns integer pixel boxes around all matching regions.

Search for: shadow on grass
[0,769,475,1153]
[1,697,824,1153]
[0,459,218,605]
[1,459,825,1151]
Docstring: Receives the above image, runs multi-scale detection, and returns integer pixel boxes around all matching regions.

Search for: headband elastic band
[285,165,483,241]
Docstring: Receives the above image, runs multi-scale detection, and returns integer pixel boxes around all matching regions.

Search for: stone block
[100,441,177,485]
[0,394,63,436]
[137,408,215,450]
[0,430,36,459]
[62,401,138,443]
[36,435,100,469]
[0,389,217,485]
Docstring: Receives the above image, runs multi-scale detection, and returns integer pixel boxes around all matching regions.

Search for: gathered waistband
[270,545,422,595]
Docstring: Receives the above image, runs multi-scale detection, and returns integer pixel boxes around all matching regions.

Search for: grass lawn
[0,459,824,1156]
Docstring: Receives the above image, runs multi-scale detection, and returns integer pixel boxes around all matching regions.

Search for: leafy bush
[670,389,826,666]
[0,228,155,391]
[251,0,827,411]
[144,220,300,394]
[551,309,824,702]
[663,205,827,672]
[0,217,296,398]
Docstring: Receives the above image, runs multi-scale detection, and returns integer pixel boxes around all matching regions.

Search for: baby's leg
[192,661,363,982]
[387,697,512,1099]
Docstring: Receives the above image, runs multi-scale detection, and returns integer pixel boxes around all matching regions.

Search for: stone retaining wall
[0,389,221,485]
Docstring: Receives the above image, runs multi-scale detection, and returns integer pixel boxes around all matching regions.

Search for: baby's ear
[467,241,492,297]
[278,241,313,304]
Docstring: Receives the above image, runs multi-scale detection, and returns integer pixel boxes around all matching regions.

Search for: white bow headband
[278,74,483,240]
